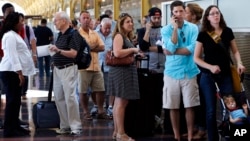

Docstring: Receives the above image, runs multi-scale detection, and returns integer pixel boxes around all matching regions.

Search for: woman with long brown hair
[108,13,143,141]
[194,5,245,141]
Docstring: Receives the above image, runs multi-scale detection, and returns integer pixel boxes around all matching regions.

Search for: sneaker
[154,115,163,129]
[107,107,113,117]
[90,105,98,116]
[17,127,30,134]
[56,128,71,134]
[70,129,82,136]
[19,119,29,128]
[22,95,27,100]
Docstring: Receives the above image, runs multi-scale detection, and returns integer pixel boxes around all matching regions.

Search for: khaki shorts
[162,75,200,109]
[78,70,105,94]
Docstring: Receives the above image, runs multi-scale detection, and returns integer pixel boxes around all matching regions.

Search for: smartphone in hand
[146,16,151,23]
[171,12,178,22]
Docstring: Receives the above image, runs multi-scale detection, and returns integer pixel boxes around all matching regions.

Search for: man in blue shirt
[161,1,200,141]
[96,18,113,118]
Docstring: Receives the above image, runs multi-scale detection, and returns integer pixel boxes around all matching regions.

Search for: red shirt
[0,20,4,57]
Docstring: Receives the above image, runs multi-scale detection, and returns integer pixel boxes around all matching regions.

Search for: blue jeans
[199,73,233,141]
[38,56,51,77]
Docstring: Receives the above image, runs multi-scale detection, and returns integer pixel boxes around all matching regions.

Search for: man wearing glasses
[161,1,200,141]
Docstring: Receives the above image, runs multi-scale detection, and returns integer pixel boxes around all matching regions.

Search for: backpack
[68,29,91,70]
[74,31,91,69]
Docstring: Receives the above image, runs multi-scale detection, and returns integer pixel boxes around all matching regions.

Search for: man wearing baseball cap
[137,7,165,133]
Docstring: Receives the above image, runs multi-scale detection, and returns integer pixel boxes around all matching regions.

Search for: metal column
[94,0,101,19]
[80,0,87,11]
[113,0,120,20]
[141,0,151,18]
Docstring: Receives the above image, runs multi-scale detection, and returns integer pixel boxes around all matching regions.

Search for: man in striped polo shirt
[49,11,82,135]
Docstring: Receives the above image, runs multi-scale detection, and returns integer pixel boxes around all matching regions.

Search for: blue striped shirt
[96,29,113,72]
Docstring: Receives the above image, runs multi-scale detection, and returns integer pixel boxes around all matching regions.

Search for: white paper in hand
[37,44,50,57]
[48,45,56,56]
[37,44,54,57]
[156,40,163,46]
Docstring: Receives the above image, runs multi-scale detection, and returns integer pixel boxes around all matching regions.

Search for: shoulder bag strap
[207,31,233,64]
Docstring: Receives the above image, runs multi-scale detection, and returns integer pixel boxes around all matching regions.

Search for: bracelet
[237,61,243,65]
[32,52,37,56]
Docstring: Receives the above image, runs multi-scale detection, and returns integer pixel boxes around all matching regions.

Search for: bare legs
[186,108,194,141]
[170,107,194,141]
[113,97,128,135]
[80,91,105,117]
[108,95,115,108]
[79,93,89,114]
[113,97,135,141]
[95,91,105,114]
[170,109,180,141]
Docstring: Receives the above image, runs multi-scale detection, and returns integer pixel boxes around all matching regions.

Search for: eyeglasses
[119,13,129,18]
[180,31,186,43]
[54,18,62,23]
[209,11,220,16]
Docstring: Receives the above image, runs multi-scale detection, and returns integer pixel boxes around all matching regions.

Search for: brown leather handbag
[207,31,241,93]
[230,65,241,93]
[105,50,134,66]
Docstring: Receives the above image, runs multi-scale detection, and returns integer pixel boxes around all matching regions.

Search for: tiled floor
[0,72,236,141]
[0,74,173,141]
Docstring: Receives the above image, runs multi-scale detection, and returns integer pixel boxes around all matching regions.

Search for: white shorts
[162,75,200,109]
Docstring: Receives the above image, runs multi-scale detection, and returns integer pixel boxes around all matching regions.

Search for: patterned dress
[108,35,140,100]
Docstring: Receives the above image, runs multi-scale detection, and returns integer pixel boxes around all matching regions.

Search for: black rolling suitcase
[125,55,155,137]
[32,72,60,129]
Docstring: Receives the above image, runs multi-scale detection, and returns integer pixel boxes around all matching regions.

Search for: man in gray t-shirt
[137,7,165,131]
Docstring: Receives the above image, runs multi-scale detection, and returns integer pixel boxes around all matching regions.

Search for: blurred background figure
[184,3,206,140]
[185,3,203,29]
[71,19,79,30]
[104,9,116,31]
[19,13,37,100]
[34,18,54,78]
[139,15,148,28]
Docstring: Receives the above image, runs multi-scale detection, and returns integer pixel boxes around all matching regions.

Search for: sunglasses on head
[119,13,129,18]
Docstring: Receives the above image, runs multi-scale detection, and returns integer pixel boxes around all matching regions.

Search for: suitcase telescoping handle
[135,54,149,69]
[48,71,53,102]
[135,54,150,75]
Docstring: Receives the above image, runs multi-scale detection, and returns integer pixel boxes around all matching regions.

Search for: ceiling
[1,0,67,19]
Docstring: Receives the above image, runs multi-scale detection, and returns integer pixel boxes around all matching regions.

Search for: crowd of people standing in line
[0,1,247,141]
